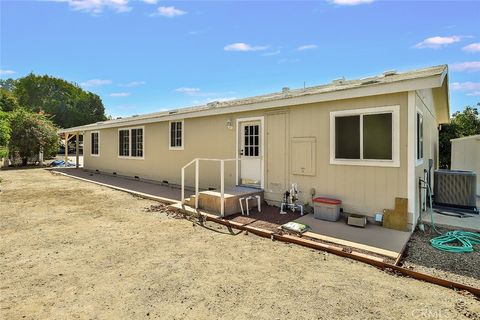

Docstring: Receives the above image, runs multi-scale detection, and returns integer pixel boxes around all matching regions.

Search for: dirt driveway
[0,169,479,319]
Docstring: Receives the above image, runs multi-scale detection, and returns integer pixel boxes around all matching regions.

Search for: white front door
[239,121,262,187]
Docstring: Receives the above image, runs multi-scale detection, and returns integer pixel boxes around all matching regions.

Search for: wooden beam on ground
[303,231,399,259]
[178,208,480,297]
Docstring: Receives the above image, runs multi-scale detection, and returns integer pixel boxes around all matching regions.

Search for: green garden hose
[425,183,480,253]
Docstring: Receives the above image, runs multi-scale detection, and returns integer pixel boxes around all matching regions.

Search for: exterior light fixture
[226,118,233,130]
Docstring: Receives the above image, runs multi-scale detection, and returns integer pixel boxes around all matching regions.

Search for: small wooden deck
[186,186,263,216]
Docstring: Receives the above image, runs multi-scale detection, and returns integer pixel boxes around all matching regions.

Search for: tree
[439,104,480,168]
[8,109,59,166]
[14,73,107,128]
[0,88,20,112]
[0,111,10,158]
[0,78,16,92]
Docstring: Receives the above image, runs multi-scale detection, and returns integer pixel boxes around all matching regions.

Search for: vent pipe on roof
[207,101,220,108]
[383,70,397,77]
[332,77,345,84]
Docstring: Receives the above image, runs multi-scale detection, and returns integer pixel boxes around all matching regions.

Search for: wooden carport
[58,130,82,168]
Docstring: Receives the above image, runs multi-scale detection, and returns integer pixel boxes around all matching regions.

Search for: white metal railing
[181,158,238,217]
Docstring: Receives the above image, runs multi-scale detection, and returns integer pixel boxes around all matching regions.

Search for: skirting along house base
[59,65,450,232]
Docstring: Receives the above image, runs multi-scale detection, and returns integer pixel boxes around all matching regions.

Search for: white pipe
[220,160,225,217]
[195,159,199,209]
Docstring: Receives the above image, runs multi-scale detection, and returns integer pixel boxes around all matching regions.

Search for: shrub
[8,109,59,166]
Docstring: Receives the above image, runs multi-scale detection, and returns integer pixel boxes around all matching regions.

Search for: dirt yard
[1,169,479,319]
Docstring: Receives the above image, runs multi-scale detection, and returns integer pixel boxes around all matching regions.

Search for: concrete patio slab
[50,168,192,203]
[295,214,411,259]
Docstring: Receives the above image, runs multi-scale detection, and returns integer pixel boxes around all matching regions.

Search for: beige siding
[84,93,409,217]
[286,93,408,216]
[413,89,442,224]
[451,136,480,195]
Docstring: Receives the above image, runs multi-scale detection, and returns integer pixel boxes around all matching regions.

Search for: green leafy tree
[0,111,10,158]
[14,73,107,128]
[439,104,480,168]
[0,78,16,92]
[8,109,59,166]
[0,88,20,112]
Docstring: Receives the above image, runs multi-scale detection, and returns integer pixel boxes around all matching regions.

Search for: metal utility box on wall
[291,137,316,176]
[434,170,477,210]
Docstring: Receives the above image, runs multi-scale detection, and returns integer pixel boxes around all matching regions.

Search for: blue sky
[1,0,480,118]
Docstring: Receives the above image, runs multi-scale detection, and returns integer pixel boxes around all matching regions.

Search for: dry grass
[0,169,479,319]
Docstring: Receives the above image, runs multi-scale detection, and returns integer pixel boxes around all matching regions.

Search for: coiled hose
[424,183,480,253]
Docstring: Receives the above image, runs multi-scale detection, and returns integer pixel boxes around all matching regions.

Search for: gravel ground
[1,169,479,319]
[402,224,480,289]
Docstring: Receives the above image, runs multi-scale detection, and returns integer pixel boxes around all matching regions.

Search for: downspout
[407,91,417,230]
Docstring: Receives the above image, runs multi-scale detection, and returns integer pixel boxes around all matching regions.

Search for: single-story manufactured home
[59,65,450,231]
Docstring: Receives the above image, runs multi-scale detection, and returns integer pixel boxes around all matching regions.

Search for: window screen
[170,121,183,148]
[363,113,392,160]
[131,128,143,157]
[335,116,360,159]
[119,129,130,156]
[91,132,99,155]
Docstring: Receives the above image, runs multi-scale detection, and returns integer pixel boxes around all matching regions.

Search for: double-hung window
[169,120,184,150]
[118,127,144,158]
[330,105,400,167]
[91,131,99,156]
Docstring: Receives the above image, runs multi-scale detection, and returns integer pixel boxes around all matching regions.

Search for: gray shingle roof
[61,64,447,132]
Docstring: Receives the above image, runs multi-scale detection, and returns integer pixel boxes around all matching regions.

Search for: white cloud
[330,0,374,5]
[152,6,187,17]
[81,79,112,87]
[60,0,132,14]
[109,92,130,97]
[451,82,480,91]
[0,69,16,76]
[175,87,201,95]
[414,35,461,49]
[297,44,318,51]
[262,50,281,56]
[224,43,267,52]
[449,61,480,72]
[467,91,480,96]
[120,81,146,87]
[462,43,480,53]
[141,0,157,4]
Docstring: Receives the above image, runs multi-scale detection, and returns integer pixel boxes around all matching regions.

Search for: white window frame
[117,126,145,160]
[416,108,424,166]
[90,131,100,157]
[329,105,400,167]
[169,120,184,150]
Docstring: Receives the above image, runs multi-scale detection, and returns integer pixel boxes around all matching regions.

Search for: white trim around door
[235,116,265,189]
